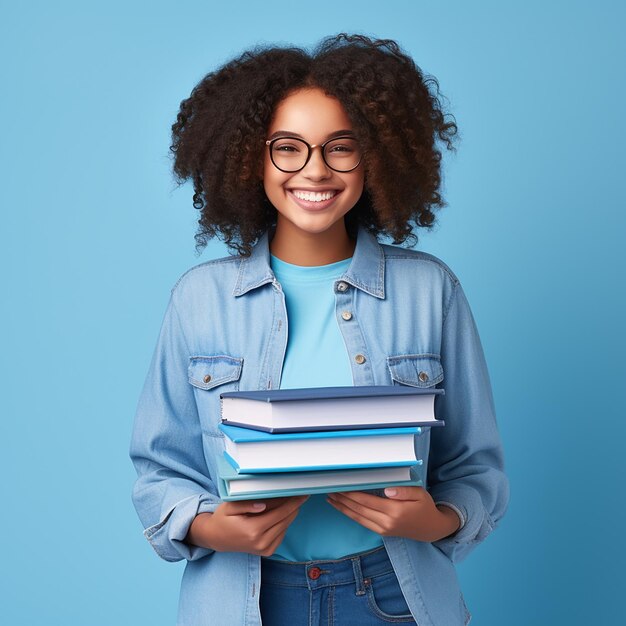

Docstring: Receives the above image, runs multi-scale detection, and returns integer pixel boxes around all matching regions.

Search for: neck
[269,219,355,266]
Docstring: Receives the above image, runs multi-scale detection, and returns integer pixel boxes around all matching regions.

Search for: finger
[226,494,307,518]
[383,486,426,500]
[327,493,391,529]
[264,504,303,551]
[328,490,395,513]
[263,523,293,556]
[223,494,308,516]
[264,506,300,540]
[268,495,309,519]
[245,495,308,530]
[221,500,267,515]
[259,496,303,512]
[257,507,301,553]
[326,496,386,534]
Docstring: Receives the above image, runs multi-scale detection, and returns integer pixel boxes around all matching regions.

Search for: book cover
[221,385,443,403]
[220,385,444,432]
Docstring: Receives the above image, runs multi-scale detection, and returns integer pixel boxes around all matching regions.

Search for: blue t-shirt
[269,254,384,561]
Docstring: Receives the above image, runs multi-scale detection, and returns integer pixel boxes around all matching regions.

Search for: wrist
[185,512,215,549]
[435,504,461,540]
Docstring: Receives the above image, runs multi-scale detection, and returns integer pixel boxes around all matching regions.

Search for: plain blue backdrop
[1,1,624,624]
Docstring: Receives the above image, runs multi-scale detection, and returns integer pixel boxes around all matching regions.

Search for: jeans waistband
[261,546,394,591]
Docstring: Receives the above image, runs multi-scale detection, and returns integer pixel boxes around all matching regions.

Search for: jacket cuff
[143,493,221,562]
[434,500,466,532]
[429,485,495,561]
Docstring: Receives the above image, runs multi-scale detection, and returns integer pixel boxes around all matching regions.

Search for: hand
[327,487,460,543]
[185,495,309,556]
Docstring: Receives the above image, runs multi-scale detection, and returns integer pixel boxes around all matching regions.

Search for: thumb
[225,500,267,515]
[384,486,424,500]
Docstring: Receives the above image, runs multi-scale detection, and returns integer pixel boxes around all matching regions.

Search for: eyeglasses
[265,135,362,173]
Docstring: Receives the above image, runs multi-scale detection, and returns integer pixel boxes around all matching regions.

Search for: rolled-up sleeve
[428,280,509,562]
[129,295,219,562]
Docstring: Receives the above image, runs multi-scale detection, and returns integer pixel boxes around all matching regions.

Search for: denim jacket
[130,226,509,626]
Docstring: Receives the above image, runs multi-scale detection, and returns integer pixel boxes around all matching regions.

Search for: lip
[287,189,342,211]
[287,187,341,193]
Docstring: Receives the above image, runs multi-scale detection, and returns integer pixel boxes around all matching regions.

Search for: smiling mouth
[289,189,339,202]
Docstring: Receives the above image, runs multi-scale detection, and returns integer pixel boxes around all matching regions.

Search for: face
[263,87,365,239]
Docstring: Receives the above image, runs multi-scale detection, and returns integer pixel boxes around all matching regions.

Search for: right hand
[185,496,309,556]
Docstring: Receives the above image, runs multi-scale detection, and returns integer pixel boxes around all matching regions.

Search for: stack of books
[216,385,444,501]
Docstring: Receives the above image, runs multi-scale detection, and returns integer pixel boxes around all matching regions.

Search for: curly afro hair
[170,33,458,256]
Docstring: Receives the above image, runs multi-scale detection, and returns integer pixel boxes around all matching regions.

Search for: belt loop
[351,556,366,596]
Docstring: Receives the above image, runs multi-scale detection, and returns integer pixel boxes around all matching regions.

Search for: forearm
[184,512,215,549]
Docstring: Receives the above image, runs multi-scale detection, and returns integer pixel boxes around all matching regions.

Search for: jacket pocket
[188,355,243,436]
[386,353,443,388]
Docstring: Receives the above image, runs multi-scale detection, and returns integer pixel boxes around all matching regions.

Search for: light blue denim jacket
[130,226,509,626]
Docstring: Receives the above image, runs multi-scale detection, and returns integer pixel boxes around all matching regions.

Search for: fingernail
[384,488,397,497]
[252,502,266,510]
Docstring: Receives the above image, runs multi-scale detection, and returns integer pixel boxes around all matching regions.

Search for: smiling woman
[167,34,458,258]
[130,33,508,626]
[263,88,365,264]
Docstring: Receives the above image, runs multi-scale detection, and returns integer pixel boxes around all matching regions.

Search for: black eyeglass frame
[265,135,362,173]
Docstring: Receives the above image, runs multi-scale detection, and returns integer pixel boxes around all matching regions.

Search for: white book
[216,454,422,500]
[220,385,444,433]
[220,423,421,473]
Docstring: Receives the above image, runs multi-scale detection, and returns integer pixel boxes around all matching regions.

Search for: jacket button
[354,354,366,365]
[308,567,322,580]
[418,371,429,383]
[336,281,349,292]
[341,311,353,321]
[203,375,212,383]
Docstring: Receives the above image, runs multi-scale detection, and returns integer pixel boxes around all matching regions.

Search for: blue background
[1,1,624,624]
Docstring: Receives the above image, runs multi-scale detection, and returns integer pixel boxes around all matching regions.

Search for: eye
[273,141,304,153]
[328,144,353,153]
[325,138,358,155]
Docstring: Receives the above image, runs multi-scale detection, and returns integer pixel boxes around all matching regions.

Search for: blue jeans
[260,546,417,625]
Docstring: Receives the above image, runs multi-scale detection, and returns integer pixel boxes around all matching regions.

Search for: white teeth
[291,190,337,202]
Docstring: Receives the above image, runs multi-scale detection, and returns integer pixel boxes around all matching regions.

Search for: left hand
[327,486,461,542]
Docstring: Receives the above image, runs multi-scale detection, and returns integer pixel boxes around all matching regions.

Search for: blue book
[219,423,422,473]
[220,384,444,433]
[216,454,423,501]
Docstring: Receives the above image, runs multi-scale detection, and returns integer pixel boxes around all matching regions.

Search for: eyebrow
[267,129,355,141]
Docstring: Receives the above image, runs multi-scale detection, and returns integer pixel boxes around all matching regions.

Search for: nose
[302,145,331,180]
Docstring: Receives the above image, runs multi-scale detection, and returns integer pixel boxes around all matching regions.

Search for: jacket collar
[233,226,385,299]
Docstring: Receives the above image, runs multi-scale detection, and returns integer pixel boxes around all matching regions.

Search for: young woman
[130,34,509,626]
